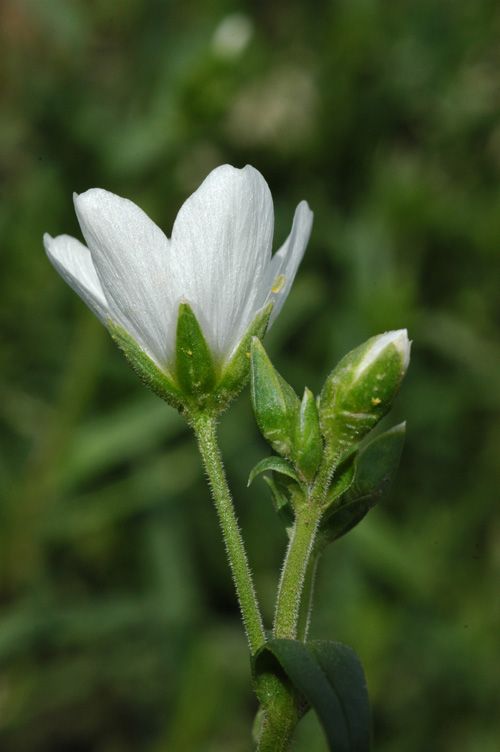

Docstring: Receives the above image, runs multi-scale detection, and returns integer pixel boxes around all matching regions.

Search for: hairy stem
[256,678,299,752]
[296,548,319,641]
[191,410,266,656]
[273,506,321,640]
[273,449,337,642]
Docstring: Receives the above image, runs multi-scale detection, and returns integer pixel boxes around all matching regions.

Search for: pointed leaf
[321,423,406,543]
[346,422,406,502]
[326,452,356,506]
[254,638,370,752]
[262,475,295,528]
[319,496,375,545]
[248,456,299,487]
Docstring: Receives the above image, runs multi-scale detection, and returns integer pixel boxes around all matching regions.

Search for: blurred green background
[1,1,499,750]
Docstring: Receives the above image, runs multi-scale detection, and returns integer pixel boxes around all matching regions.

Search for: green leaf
[248,458,300,528]
[109,323,184,409]
[326,450,357,506]
[255,638,370,752]
[175,303,217,400]
[247,456,299,487]
[293,387,323,481]
[250,338,300,456]
[319,496,375,545]
[262,475,295,528]
[321,423,406,543]
[346,422,406,502]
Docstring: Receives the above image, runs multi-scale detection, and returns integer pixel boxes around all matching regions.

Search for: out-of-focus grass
[1,1,499,750]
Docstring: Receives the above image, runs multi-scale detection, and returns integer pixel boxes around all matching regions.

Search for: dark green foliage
[320,424,406,544]
[1,1,499,750]
[255,639,370,751]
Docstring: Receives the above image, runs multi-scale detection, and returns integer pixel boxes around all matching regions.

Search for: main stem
[191,410,266,657]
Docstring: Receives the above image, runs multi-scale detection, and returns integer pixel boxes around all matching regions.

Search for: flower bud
[319,330,410,462]
[293,387,323,482]
[250,338,300,456]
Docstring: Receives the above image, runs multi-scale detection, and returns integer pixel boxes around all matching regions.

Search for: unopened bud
[319,330,410,462]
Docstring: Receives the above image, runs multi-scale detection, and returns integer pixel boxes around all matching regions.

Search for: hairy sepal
[109,323,184,410]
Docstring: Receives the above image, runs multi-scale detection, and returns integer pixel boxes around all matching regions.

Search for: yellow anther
[271,274,286,294]
[371,397,382,406]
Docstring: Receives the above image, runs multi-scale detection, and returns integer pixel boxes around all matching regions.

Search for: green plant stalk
[273,505,322,640]
[296,548,319,642]
[191,410,266,657]
[256,677,299,752]
[261,456,337,748]
[273,452,337,642]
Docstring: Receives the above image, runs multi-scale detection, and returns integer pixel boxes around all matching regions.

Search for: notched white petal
[169,164,275,359]
[44,233,109,322]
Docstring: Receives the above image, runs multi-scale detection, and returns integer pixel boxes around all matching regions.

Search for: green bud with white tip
[293,387,323,482]
[319,330,410,464]
[250,338,300,457]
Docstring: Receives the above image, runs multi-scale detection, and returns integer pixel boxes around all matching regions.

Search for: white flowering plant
[45,164,410,751]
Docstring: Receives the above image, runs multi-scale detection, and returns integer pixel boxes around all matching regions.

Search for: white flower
[44,164,313,371]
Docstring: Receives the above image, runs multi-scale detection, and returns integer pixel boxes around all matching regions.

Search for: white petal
[263,201,313,325]
[169,164,274,360]
[74,188,173,366]
[44,233,109,322]
[356,329,411,377]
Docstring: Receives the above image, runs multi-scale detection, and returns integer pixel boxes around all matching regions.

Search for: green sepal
[214,304,273,409]
[320,423,406,544]
[109,323,184,409]
[293,387,323,482]
[250,339,300,457]
[175,302,217,401]
[319,335,407,464]
[247,456,299,487]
